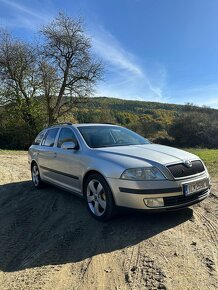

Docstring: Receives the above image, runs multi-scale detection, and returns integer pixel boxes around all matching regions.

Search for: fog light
[144,198,164,208]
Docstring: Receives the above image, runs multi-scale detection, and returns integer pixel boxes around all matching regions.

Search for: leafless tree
[0,30,40,129]
[0,13,103,127]
[40,13,103,125]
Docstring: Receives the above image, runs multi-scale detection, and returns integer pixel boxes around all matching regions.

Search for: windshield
[78,126,150,148]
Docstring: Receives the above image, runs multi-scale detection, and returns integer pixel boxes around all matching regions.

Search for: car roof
[73,123,118,128]
[44,123,119,130]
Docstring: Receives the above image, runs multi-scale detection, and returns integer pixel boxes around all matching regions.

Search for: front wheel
[31,163,44,189]
[84,174,116,221]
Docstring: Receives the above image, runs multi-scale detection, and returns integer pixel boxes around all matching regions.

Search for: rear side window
[42,128,59,147]
[33,131,45,145]
[57,128,78,148]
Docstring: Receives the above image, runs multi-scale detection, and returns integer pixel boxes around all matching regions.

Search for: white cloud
[92,26,143,78]
[0,0,52,30]
[90,25,167,101]
[1,0,46,20]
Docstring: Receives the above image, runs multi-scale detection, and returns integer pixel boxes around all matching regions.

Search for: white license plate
[183,179,208,196]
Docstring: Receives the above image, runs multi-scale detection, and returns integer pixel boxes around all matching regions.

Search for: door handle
[54,152,57,158]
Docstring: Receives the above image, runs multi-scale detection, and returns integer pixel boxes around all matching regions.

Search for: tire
[31,162,44,189]
[84,174,116,221]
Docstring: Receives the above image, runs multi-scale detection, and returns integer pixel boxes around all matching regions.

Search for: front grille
[167,160,205,178]
[164,189,208,207]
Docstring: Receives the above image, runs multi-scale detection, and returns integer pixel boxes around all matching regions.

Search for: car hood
[95,143,198,167]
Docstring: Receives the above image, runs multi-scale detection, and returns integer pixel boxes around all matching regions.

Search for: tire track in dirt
[195,210,218,243]
[122,245,167,290]
[193,207,218,281]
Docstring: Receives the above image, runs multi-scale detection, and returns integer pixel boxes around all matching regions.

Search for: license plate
[183,179,208,196]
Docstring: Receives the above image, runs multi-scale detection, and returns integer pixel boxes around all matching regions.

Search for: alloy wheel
[87,179,107,216]
[32,164,40,187]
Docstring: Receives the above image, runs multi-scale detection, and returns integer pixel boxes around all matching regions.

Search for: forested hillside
[73,97,218,149]
[1,96,217,150]
[88,97,186,112]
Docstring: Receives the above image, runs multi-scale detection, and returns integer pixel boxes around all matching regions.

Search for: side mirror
[61,141,77,150]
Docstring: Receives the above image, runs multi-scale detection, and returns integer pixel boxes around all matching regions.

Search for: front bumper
[106,173,210,210]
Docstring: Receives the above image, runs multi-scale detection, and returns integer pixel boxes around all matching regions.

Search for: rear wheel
[31,163,44,189]
[84,174,116,221]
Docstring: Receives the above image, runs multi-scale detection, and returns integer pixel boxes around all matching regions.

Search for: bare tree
[0,30,40,129]
[40,13,103,125]
[0,13,103,128]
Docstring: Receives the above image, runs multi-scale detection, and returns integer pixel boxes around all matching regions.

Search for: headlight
[120,167,166,181]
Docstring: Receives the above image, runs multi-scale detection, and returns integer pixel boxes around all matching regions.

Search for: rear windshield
[78,126,150,148]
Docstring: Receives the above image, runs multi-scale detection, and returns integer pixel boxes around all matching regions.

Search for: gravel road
[0,153,217,290]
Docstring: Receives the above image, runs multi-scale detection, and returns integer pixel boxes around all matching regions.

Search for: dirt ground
[0,153,217,290]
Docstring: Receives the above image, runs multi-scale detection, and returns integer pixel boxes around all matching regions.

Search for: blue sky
[1,0,218,108]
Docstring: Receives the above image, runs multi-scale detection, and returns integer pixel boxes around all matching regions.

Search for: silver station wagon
[28,123,210,220]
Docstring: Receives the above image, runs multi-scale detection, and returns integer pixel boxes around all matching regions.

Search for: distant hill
[86,96,217,115]
[72,96,218,148]
[89,96,185,112]
[1,96,218,149]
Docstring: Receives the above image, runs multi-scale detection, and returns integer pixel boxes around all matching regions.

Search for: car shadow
[0,180,193,272]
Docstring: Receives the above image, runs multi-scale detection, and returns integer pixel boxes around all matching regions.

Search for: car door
[52,127,82,195]
[37,127,60,181]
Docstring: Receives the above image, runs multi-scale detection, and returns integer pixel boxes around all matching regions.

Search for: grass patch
[0,149,27,155]
[186,148,218,176]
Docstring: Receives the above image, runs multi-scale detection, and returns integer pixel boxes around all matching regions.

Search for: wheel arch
[31,159,38,169]
[82,170,115,200]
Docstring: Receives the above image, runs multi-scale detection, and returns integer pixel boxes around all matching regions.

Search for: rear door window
[42,128,59,147]
[33,131,45,145]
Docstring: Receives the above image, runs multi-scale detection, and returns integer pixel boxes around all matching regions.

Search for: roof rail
[51,122,72,127]
[43,122,72,129]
